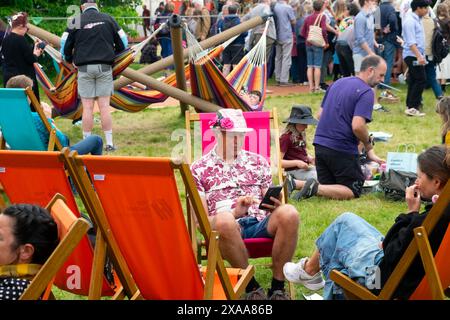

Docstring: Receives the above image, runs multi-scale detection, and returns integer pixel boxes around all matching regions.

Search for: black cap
[283,105,318,125]
[411,0,429,10]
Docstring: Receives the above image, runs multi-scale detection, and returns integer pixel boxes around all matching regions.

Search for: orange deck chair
[330,180,450,300]
[0,150,124,299]
[185,109,285,259]
[63,151,254,300]
[20,194,91,300]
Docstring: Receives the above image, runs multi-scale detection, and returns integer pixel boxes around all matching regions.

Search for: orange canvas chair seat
[64,153,253,300]
[20,195,90,300]
[80,156,204,299]
[0,150,115,297]
[409,210,450,300]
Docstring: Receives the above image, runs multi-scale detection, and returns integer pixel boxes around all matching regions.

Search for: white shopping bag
[386,144,417,173]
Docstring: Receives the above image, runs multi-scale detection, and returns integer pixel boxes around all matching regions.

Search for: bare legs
[211,205,300,281]
[267,204,299,280]
[293,179,355,200]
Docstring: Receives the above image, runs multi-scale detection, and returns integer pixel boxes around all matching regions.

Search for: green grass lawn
[44,77,443,299]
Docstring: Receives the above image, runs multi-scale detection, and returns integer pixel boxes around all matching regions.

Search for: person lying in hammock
[240,90,263,111]
[6,75,103,155]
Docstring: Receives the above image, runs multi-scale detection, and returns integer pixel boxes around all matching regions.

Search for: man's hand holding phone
[405,184,421,213]
[258,183,285,211]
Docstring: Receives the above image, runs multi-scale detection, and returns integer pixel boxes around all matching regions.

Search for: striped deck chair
[185,109,294,297]
[63,151,254,299]
[330,180,450,300]
[20,194,90,300]
[0,87,62,151]
[0,150,123,299]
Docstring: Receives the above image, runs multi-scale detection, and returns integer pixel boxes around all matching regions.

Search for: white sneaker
[404,108,425,117]
[283,258,325,290]
[373,103,383,111]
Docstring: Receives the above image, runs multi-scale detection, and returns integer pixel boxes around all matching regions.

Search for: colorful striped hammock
[110,43,226,112]
[187,20,269,112]
[33,24,228,115]
[32,24,166,118]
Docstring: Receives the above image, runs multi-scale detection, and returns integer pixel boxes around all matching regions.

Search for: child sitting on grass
[280,105,318,198]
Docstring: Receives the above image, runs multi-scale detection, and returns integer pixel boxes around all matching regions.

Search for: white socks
[104,130,113,146]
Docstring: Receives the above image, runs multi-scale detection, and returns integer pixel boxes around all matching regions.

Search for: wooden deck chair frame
[0,149,120,299]
[62,149,253,300]
[20,193,90,300]
[184,108,286,251]
[0,87,62,151]
[330,180,450,300]
[184,108,295,298]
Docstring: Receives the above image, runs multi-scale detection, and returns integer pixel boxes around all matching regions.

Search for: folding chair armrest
[233,265,255,298]
[47,129,57,151]
[0,135,6,150]
[329,270,377,300]
[414,226,445,300]
[20,218,91,300]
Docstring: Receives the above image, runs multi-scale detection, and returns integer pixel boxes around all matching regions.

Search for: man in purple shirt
[292,55,385,200]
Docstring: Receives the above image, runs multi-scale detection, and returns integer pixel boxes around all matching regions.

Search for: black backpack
[432,20,449,65]
[379,170,417,201]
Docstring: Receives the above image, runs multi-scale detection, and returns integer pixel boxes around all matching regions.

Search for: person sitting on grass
[291,55,386,201]
[191,109,299,300]
[283,145,450,300]
[6,75,103,155]
[280,105,318,197]
[0,204,59,300]
[436,97,450,146]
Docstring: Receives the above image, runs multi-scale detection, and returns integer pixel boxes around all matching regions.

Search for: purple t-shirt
[313,77,374,155]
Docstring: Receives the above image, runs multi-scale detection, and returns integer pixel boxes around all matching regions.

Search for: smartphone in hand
[258,185,283,209]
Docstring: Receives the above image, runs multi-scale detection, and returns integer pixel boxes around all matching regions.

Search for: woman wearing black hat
[280,105,319,195]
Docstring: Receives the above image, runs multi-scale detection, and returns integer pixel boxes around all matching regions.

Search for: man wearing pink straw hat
[191,109,299,300]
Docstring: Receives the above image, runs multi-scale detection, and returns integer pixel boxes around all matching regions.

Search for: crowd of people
[0,0,450,301]
[143,0,450,116]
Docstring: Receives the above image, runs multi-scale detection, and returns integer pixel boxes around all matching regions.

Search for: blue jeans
[306,45,324,68]
[380,41,396,85]
[159,37,173,59]
[238,215,272,239]
[316,212,384,300]
[425,60,443,99]
[69,135,103,155]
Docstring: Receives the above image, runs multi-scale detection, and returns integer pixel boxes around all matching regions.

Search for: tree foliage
[1,0,140,37]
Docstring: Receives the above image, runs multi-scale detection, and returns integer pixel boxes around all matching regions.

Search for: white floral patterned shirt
[191,147,272,221]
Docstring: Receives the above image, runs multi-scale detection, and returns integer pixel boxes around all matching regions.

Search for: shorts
[222,44,245,65]
[306,45,324,68]
[238,215,272,239]
[352,53,365,73]
[314,144,365,198]
[77,64,113,98]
